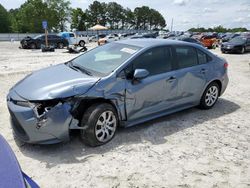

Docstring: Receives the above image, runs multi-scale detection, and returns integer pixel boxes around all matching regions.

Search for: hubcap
[205,86,218,106]
[59,43,63,48]
[95,111,117,142]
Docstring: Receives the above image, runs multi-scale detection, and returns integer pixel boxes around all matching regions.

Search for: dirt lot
[0,41,250,188]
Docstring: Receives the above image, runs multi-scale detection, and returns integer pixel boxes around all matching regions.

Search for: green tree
[8,8,19,32]
[86,1,107,28]
[46,0,71,31]
[134,6,165,30]
[0,4,11,32]
[106,2,124,29]
[71,8,86,31]
[123,8,135,29]
[15,0,53,33]
[148,8,166,29]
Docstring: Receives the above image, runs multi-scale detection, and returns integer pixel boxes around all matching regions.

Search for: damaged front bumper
[7,91,79,144]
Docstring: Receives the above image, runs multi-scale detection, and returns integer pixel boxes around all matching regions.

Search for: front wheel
[199,82,220,109]
[240,47,245,54]
[80,103,118,146]
[79,40,85,47]
[30,43,36,49]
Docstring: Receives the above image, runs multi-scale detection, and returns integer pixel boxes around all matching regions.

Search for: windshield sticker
[120,48,137,54]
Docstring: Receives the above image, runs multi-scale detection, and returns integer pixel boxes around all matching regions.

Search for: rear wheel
[80,103,118,146]
[57,42,64,49]
[199,82,220,109]
[79,40,85,47]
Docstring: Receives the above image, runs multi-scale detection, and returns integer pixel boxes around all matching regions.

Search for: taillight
[224,62,228,68]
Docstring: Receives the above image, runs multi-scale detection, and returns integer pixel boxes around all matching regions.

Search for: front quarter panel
[82,75,127,121]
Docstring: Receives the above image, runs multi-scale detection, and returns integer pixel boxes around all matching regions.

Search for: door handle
[166,76,176,82]
[200,68,207,74]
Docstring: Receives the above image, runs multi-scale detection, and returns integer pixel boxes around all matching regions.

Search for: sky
[1,0,250,31]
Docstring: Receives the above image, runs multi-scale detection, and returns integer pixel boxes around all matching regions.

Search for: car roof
[116,39,197,48]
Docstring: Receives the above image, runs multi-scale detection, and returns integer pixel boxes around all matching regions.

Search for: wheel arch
[202,79,222,98]
[78,40,85,45]
[74,97,122,125]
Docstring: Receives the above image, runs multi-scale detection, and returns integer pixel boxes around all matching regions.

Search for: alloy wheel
[205,86,218,106]
[95,111,117,143]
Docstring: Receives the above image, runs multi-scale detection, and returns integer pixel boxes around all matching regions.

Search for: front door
[124,46,178,122]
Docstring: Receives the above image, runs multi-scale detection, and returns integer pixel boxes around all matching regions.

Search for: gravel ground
[0,41,250,188]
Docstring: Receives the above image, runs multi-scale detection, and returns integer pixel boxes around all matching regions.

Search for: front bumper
[221,46,241,53]
[7,93,74,144]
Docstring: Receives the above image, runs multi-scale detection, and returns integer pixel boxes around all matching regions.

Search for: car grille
[9,110,29,141]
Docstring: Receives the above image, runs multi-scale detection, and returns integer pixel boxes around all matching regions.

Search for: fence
[0,29,149,41]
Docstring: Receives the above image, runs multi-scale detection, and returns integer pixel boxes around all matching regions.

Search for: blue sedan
[0,134,39,188]
[7,39,229,146]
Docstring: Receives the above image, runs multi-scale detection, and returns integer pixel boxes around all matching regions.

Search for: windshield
[33,34,43,39]
[71,43,141,76]
[229,37,246,43]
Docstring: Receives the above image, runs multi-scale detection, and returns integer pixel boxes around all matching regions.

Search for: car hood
[12,64,100,101]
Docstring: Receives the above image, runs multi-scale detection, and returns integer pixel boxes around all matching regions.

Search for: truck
[59,32,89,47]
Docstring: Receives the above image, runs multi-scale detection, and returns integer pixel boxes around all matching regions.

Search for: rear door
[124,46,178,121]
[172,46,209,106]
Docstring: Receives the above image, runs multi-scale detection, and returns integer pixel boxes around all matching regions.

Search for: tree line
[188,25,248,33]
[0,0,166,33]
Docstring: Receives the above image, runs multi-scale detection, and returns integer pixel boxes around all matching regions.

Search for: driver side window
[125,46,172,79]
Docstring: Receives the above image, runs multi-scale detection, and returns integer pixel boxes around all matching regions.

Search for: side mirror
[133,69,149,80]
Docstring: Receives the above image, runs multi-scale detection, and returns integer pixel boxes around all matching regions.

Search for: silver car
[7,39,229,146]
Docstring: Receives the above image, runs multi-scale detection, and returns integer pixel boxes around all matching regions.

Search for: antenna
[171,18,174,32]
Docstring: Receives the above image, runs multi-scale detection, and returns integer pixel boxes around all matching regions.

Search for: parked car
[0,134,39,188]
[20,34,69,49]
[175,36,204,46]
[7,39,228,146]
[200,35,219,49]
[130,33,157,39]
[98,34,119,45]
[58,32,89,47]
[221,36,250,54]
[221,33,240,42]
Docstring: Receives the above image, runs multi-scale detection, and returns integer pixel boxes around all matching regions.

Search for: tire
[79,40,85,47]
[30,43,36,49]
[80,103,118,146]
[240,47,245,54]
[57,42,64,49]
[199,82,220,109]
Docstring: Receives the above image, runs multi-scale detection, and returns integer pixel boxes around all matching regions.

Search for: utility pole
[171,18,174,32]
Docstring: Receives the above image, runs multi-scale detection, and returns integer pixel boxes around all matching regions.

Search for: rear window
[197,49,212,64]
[175,46,198,69]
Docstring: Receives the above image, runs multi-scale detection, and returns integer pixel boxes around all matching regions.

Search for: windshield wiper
[68,61,92,76]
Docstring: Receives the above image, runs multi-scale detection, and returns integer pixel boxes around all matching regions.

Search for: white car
[59,32,89,47]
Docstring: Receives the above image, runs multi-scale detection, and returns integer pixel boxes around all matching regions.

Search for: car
[221,33,240,42]
[174,36,204,46]
[58,32,89,47]
[20,34,69,49]
[200,35,219,49]
[221,36,250,54]
[7,39,229,146]
[0,134,39,188]
[98,34,119,45]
